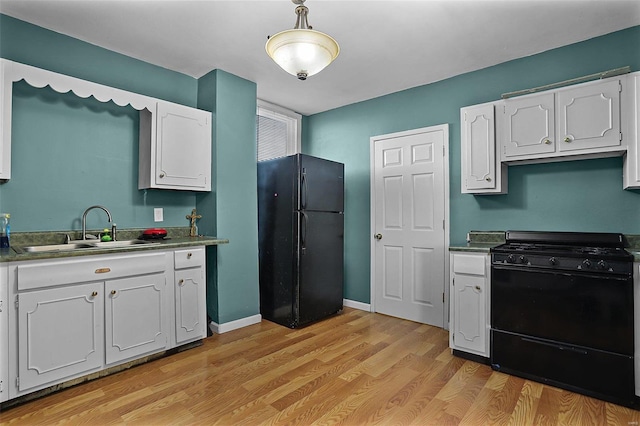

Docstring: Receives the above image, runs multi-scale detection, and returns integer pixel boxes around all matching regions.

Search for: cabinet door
[461,104,497,192]
[155,102,211,191]
[503,92,555,158]
[174,267,206,344]
[105,273,167,365]
[452,273,486,355]
[17,282,103,392]
[556,79,621,152]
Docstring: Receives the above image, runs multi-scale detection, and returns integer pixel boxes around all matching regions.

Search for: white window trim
[257,99,302,158]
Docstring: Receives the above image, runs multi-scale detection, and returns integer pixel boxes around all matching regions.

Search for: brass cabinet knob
[485,177,492,182]
[179,279,185,286]
[111,290,116,295]
[564,137,572,143]
[374,233,382,240]
[91,291,98,297]
[187,252,192,259]
[544,139,552,145]
[475,285,481,291]
[159,172,166,178]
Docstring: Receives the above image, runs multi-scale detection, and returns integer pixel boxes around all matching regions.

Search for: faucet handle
[111,223,117,241]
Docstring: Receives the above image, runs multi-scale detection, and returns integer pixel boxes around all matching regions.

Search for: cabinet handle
[95,268,111,274]
[178,279,185,286]
[475,285,481,291]
[485,177,492,182]
[111,290,117,295]
[187,252,192,259]
[159,172,166,178]
[543,139,551,145]
[564,137,572,143]
[91,291,98,297]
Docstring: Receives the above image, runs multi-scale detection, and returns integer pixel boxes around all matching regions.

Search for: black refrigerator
[257,154,344,328]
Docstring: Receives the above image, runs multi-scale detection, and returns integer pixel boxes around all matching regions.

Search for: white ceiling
[1,0,639,115]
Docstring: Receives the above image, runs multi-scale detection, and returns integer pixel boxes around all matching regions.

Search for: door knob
[374,233,382,240]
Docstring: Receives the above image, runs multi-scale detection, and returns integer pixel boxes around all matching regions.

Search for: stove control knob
[549,257,557,266]
[597,260,609,270]
[519,255,527,264]
[507,254,516,264]
[582,259,592,269]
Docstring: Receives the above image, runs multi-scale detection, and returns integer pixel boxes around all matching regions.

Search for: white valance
[2,58,157,111]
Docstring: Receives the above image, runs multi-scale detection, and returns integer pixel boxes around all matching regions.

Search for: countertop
[0,227,228,262]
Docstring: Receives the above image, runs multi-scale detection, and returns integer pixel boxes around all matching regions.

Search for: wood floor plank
[2,308,638,425]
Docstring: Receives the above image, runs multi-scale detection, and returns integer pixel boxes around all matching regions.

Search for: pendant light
[266,0,340,80]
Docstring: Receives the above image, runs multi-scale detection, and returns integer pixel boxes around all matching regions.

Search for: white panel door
[371,125,447,326]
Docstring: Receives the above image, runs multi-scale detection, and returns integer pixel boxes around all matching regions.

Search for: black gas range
[491,230,633,275]
[490,231,636,408]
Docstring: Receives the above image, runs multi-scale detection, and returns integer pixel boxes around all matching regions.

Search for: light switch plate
[154,208,163,222]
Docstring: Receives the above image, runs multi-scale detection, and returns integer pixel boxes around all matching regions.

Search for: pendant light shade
[266,0,339,80]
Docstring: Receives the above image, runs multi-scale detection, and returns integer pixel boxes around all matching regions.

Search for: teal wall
[0,14,198,230]
[304,26,640,304]
[196,70,260,324]
[0,14,260,326]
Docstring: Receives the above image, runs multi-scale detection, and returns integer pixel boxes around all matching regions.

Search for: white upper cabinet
[461,102,507,194]
[139,102,212,192]
[503,92,556,159]
[556,79,621,152]
[0,60,12,180]
[623,72,640,189]
[0,59,212,191]
[502,77,624,163]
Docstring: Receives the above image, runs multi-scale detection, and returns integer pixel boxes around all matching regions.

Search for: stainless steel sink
[16,239,159,253]
[88,239,160,248]
[17,242,95,253]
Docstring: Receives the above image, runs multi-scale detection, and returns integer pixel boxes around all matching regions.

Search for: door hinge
[620,132,623,142]
[14,295,18,309]
[0,380,3,393]
[452,277,455,286]
[443,146,446,157]
[442,292,445,303]
[16,377,19,388]
[443,219,445,230]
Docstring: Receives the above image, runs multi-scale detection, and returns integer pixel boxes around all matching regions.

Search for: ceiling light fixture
[265,0,340,81]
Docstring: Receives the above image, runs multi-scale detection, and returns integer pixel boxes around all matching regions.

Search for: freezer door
[297,211,344,326]
[299,155,344,212]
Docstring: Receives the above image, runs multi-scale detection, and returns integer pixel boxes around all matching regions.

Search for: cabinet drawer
[452,254,486,275]
[17,252,166,291]
[174,247,205,269]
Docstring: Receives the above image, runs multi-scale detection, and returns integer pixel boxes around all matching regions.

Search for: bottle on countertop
[0,213,10,249]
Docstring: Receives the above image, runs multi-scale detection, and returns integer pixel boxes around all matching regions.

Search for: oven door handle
[521,337,588,355]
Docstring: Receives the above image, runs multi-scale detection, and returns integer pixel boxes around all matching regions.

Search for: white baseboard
[343,299,371,312]
[210,314,262,334]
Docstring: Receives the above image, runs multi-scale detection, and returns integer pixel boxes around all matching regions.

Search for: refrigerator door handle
[301,168,308,210]
[301,211,308,255]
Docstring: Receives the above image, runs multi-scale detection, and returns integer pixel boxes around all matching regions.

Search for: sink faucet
[82,205,116,241]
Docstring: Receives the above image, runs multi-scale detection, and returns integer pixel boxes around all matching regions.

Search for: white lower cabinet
[17,281,104,392]
[0,264,9,402]
[449,252,490,358]
[6,247,206,400]
[105,273,167,365]
[174,248,206,345]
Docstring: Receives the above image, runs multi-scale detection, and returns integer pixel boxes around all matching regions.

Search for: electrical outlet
[154,208,164,222]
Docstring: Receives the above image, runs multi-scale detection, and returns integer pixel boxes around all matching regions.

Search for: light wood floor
[1,307,639,425]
